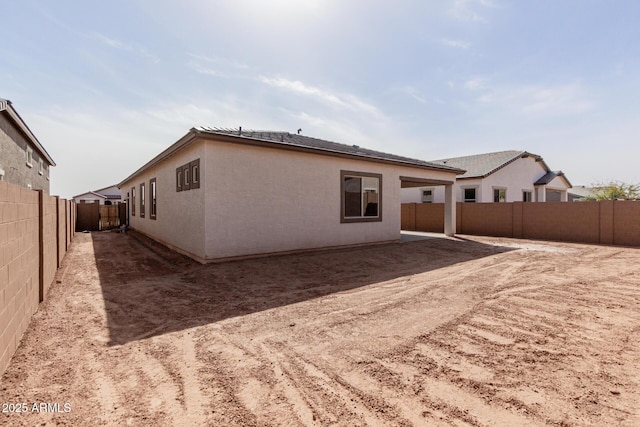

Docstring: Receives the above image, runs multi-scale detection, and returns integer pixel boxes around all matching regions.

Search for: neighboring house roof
[429,150,549,179]
[534,171,572,187]
[73,185,122,200]
[118,127,465,187]
[0,97,56,166]
[93,184,122,198]
[73,191,107,200]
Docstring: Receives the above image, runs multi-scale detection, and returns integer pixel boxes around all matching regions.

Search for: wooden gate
[76,203,100,231]
[100,205,121,230]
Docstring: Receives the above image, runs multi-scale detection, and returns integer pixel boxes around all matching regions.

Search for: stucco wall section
[121,141,206,260]
[0,182,40,375]
[0,115,50,194]
[204,140,456,260]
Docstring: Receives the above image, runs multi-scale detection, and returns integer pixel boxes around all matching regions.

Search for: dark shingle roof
[429,150,544,179]
[534,171,572,187]
[197,128,464,172]
[119,128,464,187]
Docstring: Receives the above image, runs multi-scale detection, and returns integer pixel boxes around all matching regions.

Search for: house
[0,98,55,193]
[118,128,464,263]
[401,150,572,204]
[73,184,123,205]
[568,185,595,201]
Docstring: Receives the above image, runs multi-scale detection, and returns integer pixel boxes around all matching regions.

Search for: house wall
[120,141,206,260]
[202,140,456,260]
[0,181,75,376]
[401,200,640,246]
[0,114,50,194]
[401,156,567,204]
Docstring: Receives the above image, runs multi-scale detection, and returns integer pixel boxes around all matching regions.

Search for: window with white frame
[341,170,382,222]
[0,168,5,181]
[523,190,532,202]
[421,189,433,203]
[26,147,33,168]
[131,186,136,216]
[39,158,44,175]
[140,183,146,217]
[463,187,477,203]
[150,178,157,220]
[493,188,506,202]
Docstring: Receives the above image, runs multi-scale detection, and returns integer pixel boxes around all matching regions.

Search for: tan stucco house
[118,128,463,263]
[401,150,572,204]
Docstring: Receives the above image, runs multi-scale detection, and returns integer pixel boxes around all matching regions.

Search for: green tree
[585,181,640,201]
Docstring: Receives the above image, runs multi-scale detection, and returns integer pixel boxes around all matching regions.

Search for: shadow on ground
[90,230,515,345]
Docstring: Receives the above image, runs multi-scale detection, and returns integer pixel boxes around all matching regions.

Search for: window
[176,159,200,192]
[26,147,33,168]
[421,189,433,203]
[38,158,44,175]
[523,191,532,202]
[131,187,136,216]
[150,178,157,220]
[176,167,182,192]
[340,171,382,223]
[493,188,506,203]
[182,165,191,191]
[0,168,4,181]
[140,183,145,218]
[190,159,200,189]
[463,188,477,203]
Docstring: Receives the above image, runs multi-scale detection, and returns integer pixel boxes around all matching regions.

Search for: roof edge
[194,129,466,174]
[0,99,56,166]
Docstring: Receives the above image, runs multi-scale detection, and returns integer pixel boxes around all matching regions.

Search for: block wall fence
[402,201,640,246]
[0,181,76,375]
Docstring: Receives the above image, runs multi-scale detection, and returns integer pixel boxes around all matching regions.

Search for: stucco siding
[203,140,455,260]
[0,115,50,193]
[121,141,206,260]
[402,156,568,203]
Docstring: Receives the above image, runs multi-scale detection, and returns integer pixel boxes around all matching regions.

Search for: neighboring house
[568,185,596,201]
[118,128,464,263]
[73,184,123,205]
[401,150,572,204]
[0,98,55,193]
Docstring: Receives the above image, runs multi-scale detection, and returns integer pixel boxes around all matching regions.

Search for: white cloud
[464,77,487,90]
[450,0,495,23]
[477,83,593,116]
[93,33,159,63]
[258,76,385,119]
[441,38,471,49]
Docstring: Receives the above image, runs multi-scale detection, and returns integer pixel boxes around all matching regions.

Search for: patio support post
[444,184,456,236]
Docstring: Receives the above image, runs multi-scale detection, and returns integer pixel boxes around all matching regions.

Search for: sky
[2,0,640,198]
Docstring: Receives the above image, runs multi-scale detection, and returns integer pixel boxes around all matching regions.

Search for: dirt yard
[1,231,639,426]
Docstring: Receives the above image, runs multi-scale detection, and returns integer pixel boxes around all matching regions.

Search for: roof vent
[352,145,359,149]
[238,126,242,135]
[297,128,302,135]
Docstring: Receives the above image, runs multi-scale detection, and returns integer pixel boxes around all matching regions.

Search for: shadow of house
[90,231,515,346]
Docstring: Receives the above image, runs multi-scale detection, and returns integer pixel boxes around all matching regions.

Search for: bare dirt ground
[1,230,639,426]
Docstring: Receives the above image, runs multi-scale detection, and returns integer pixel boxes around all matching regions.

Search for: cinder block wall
[415,203,444,232]
[42,194,58,300]
[0,182,40,374]
[0,181,76,375]
[401,201,640,246]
